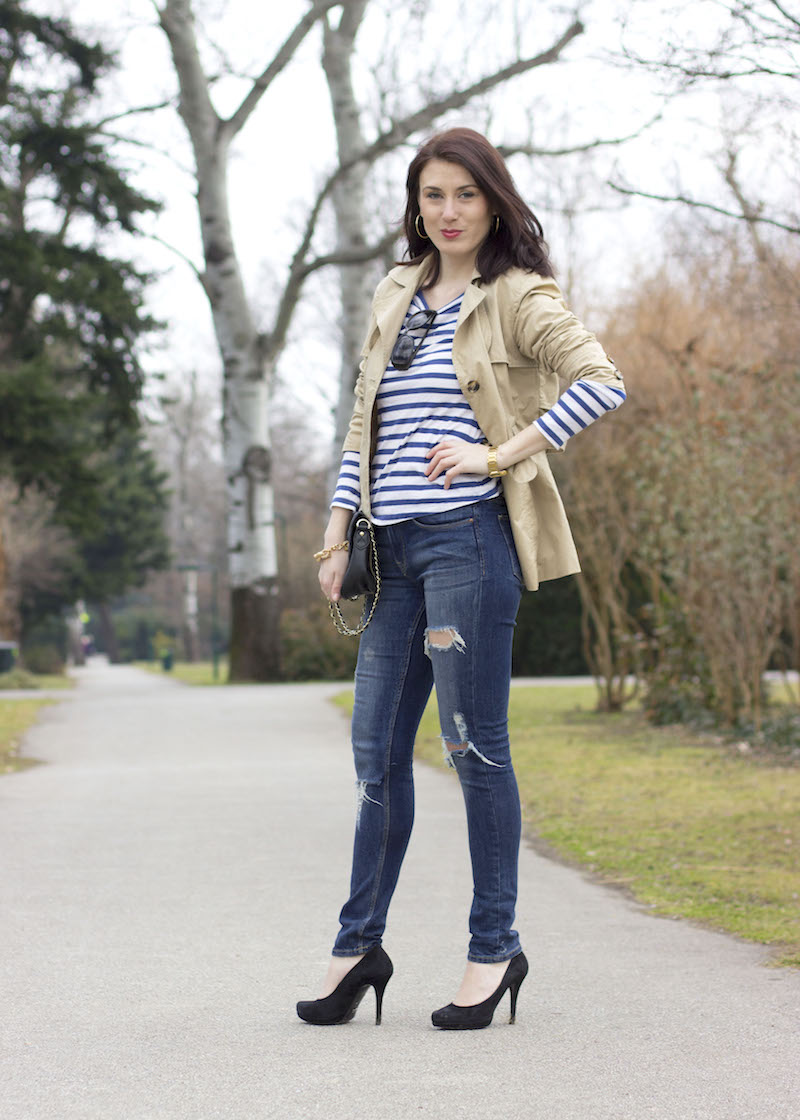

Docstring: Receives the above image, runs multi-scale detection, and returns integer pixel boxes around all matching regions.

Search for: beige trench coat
[341,259,625,590]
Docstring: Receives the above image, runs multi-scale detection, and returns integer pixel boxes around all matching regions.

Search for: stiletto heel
[296,946,394,1026]
[508,972,524,1024]
[373,976,390,1025]
[431,951,528,1031]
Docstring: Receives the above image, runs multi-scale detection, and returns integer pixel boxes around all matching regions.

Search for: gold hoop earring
[415,214,429,240]
[492,215,501,235]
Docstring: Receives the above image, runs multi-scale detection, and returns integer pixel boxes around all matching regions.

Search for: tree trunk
[98,601,120,664]
[160,0,280,681]
[228,585,281,680]
[322,2,376,496]
[156,0,587,680]
[181,568,199,662]
[65,603,86,666]
[0,509,12,639]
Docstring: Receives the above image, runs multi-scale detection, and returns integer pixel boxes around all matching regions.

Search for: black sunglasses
[390,309,437,370]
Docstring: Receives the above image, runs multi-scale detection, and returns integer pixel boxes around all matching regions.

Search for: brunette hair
[400,127,554,285]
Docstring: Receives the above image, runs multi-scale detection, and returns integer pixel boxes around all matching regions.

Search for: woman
[297,128,625,1030]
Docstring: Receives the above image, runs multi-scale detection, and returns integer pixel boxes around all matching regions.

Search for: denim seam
[475,547,495,956]
[465,542,516,962]
[474,499,487,579]
[356,597,426,944]
[496,512,524,586]
[466,764,513,963]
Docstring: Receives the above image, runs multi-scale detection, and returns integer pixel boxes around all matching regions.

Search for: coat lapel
[456,268,487,326]
[374,263,487,349]
[372,261,427,364]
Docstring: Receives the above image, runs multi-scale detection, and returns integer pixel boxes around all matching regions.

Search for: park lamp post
[176,560,221,681]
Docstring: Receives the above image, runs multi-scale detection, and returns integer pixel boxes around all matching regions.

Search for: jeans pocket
[410,505,475,529]
[497,513,524,584]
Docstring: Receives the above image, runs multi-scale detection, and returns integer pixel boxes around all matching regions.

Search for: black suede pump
[431,951,529,1030]
[296,946,394,1026]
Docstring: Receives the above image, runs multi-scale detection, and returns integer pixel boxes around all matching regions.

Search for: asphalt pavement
[1,660,798,1120]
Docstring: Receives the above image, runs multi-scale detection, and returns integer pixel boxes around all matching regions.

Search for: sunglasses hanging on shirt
[390,309,437,370]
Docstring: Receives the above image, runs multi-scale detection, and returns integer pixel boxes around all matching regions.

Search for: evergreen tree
[0,1,168,636]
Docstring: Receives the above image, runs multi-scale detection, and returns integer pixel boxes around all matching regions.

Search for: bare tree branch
[353,19,585,168]
[94,101,175,128]
[222,0,344,140]
[625,58,798,81]
[159,0,220,144]
[498,113,663,160]
[608,180,800,235]
[769,0,800,32]
[95,131,196,178]
[336,0,369,40]
[614,0,800,84]
[721,148,771,261]
[268,18,586,359]
[267,182,333,361]
[147,230,205,282]
[299,228,399,280]
[264,229,399,361]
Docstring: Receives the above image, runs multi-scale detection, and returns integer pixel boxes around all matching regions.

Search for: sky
[25,0,800,450]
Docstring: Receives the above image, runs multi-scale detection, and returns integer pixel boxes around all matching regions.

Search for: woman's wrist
[323,507,353,549]
[314,540,349,563]
[493,427,550,473]
[487,446,508,477]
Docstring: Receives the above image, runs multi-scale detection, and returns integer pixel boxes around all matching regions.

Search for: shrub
[21,644,65,675]
[94,607,176,663]
[280,604,358,680]
[0,666,42,689]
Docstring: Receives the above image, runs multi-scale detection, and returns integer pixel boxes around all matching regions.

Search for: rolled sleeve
[512,277,624,392]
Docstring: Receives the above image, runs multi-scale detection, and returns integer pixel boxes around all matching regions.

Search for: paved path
[1,661,798,1120]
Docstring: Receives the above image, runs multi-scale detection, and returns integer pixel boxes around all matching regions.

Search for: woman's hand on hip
[319,549,350,603]
[425,438,488,490]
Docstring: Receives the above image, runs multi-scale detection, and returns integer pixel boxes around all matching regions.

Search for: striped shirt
[332,293,500,525]
[533,379,626,448]
[331,292,626,519]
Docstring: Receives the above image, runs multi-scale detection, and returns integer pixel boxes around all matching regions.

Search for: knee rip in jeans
[424,627,466,659]
[355,780,382,828]
[441,711,502,770]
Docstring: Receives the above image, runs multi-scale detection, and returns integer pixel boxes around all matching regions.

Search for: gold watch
[487,446,507,477]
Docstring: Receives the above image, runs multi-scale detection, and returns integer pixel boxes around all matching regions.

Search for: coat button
[466,380,480,392]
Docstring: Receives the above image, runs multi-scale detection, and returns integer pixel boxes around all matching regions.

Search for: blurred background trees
[154,0,597,680]
[566,224,799,736]
[1,0,797,749]
[0,0,169,670]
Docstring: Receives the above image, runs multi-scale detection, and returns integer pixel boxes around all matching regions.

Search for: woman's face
[417,159,492,269]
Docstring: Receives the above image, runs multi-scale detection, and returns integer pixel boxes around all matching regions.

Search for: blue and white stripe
[533,380,626,449]
[331,450,361,509]
[331,294,627,519]
[332,292,500,525]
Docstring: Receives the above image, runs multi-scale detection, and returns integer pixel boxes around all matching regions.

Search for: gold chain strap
[328,519,381,636]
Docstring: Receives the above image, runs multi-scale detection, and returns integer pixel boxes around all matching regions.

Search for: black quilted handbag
[330,510,381,636]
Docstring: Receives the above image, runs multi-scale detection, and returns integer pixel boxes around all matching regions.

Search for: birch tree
[155,0,591,680]
[320,3,653,482]
[151,370,226,662]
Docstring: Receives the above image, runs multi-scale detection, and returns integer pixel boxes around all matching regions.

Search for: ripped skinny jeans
[333,496,524,963]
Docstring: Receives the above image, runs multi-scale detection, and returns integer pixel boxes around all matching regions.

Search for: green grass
[134,660,228,686]
[0,668,73,690]
[0,698,53,773]
[332,684,800,966]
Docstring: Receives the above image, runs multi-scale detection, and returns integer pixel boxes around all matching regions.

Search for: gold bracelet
[487,446,508,477]
[313,540,349,563]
